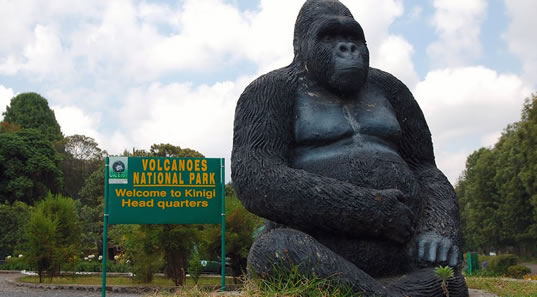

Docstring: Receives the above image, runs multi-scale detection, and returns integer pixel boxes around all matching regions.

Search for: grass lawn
[466,277,537,297]
[19,275,235,287]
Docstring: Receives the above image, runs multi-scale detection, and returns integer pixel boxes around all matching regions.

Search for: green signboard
[102,157,226,296]
[107,157,224,224]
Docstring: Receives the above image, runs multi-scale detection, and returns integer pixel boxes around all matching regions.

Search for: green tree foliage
[159,224,199,286]
[124,225,163,283]
[59,135,105,199]
[2,92,63,142]
[457,94,537,256]
[77,166,105,254]
[149,143,204,158]
[205,184,263,278]
[24,193,80,282]
[0,201,29,259]
[0,128,63,204]
[78,165,104,208]
[25,208,56,282]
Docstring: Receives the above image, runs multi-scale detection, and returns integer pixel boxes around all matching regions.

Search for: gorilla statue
[231,0,468,296]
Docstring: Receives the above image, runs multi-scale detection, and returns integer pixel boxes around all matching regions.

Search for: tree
[59,135,105,199]
[0,201,30,259]
[24,193,80,281]
[457,93,537,256]
[205,184,263,279]
[0,129,63,204]
[2,92,63,142]
[149,143,204,158]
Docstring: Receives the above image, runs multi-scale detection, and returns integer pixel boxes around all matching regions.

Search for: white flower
[18,254,23,258]
[88,259,92,262]
[88,254,95,259]
[114,255,119,260]
[6,256,11,259]
[126,260,130,263]
[98,255,102,260]
[84,257,88,261]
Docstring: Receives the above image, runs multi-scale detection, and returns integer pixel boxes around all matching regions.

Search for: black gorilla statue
[231,0,468,296]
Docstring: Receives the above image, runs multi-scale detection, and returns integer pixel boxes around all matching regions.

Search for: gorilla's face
[300,16,369,95]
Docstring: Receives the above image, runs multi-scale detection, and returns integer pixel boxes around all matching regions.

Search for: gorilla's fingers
[448,245,460,267]
[438,240,451,263]
[418,239,428,262]
[427,241,438,263]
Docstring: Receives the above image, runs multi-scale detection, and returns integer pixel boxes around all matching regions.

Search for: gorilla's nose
[336,42,358,58]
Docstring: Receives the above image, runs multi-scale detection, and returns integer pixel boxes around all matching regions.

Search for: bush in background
[488,254,519,275]
[506,265,531,279]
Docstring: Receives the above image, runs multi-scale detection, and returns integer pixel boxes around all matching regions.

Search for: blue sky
[0,0,536,184]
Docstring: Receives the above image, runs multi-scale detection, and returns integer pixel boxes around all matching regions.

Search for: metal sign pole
[220,158,226,292]
[102,157,109,297]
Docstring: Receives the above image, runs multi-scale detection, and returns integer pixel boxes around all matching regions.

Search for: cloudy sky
[0,0,535,184]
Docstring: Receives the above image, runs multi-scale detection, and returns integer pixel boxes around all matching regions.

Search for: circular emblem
[201,260,208,267]
[112,161,125,173]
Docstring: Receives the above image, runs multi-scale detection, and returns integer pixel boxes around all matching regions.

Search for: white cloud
[374,35,419,89]
[427,0,487,67]
[103,77,252,181]
[413,66,532,183]
[503,0,537,86]
[0,0,421,183]
[53,105,103,144]
[0,85,15,117]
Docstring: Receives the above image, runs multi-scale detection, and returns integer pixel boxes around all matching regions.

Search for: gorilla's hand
[410,232,460,267]
[376,189,414,243]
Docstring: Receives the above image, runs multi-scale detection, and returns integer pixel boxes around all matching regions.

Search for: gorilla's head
[293,0,369,95]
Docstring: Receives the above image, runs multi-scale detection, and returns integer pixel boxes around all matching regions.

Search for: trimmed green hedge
[488,254,519,275]
[506,265,531,279]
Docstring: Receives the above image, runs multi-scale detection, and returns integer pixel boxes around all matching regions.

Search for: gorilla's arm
[372,69,462,265]
[231,67,413,241]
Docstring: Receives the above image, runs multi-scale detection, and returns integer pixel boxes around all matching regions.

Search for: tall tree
[0,129,63,204]
[59,135,106,199]
[2,93,63,142]
[457,93,537,256]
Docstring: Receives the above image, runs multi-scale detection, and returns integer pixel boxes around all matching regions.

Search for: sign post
[102,158,109,297]
[102,157,226,296]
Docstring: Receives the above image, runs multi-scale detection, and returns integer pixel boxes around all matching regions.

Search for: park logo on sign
[109,157,128,184]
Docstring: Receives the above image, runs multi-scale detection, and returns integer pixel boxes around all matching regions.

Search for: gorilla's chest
[292,87,417,198]
[294,88,401,150]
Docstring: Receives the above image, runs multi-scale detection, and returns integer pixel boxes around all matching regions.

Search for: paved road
[522,262,537,274]
[0,273,143,297]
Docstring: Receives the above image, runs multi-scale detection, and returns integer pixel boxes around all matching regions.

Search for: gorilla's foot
[387,268,469,297]
[248,228,403,297]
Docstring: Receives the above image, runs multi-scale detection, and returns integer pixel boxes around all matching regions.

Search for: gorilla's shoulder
[367,67,407,92]
[239,66,298,101]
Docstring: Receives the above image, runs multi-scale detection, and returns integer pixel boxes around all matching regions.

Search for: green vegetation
[466,277,537,297]
[24,193,80,282]
[18,275,232,287]
[434,266,454,297]
[0,201,29,259]
[2,92,63,142]
[0,128,63,204]
[506,265,531,279]
[457,94,537,257]
[244,264,355,297]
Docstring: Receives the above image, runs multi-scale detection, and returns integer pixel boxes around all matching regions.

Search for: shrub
[488,254,519,275]
[24,210,56,282]
[124,225,163,283]
[0,256,32,271]
[506,265,531,279]
[24,193,80,282]
[188,249,203,285]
